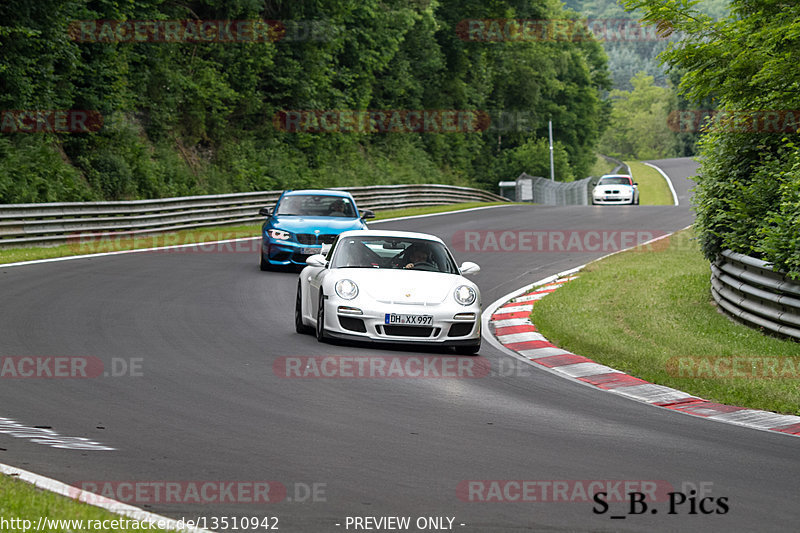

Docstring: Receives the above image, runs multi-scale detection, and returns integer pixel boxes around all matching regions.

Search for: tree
[623,0,800,277]
[598,71,676,159]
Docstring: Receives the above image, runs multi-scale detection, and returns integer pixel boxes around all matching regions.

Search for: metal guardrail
[0,184,507,248]
[517,173,593,206]
[711,249,800,340]
[599,155,630,175]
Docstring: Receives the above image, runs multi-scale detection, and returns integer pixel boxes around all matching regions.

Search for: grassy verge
[0,475,175,532]
[590,154,620,177]
[0,202,511,265]
[625,161,674,206]
[531,228,800,415]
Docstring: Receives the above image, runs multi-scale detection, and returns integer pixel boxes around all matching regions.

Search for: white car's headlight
[267,229,291,240]
[335,279,359,300]
[454,285,476,306]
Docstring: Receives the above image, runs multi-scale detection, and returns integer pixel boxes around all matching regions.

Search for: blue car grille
[295,233,336,245]
[296,234,317,245]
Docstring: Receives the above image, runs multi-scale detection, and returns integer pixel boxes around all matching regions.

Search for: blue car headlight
[268,229,291,241]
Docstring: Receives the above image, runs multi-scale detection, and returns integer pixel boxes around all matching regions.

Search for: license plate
[300,247,320,255]
[385,313,433,325]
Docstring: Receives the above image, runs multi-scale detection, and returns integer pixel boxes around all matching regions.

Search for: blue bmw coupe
[259,190,374,270]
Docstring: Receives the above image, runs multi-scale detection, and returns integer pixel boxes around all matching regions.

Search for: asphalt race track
[2,157,798,532]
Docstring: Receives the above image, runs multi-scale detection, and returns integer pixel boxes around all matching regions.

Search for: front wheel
[295,282,313,334]
[316,292,327,342]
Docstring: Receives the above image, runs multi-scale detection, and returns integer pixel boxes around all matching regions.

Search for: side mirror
[360,209,375,220]
[306,254,327,268]
[460,261,480,275]
[258,206,272,217]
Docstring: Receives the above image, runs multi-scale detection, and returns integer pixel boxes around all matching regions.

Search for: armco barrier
[711,249,800,340]
[0,184,507,248]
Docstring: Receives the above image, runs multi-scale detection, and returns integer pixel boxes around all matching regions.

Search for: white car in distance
[592,174,639,205]
[295,230,482,354]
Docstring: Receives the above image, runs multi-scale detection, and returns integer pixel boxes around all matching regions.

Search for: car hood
[270,215,365,233]
[337,269,473,305]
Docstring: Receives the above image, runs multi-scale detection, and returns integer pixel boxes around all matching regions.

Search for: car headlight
[267,229,291,240]
[335,279,359,300]
[454,285,476,306]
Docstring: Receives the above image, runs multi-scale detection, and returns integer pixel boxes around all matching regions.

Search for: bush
[693,128,800,279]
[0,136,94,203]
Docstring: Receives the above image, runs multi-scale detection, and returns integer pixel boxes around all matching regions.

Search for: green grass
[0,202,510,265]
[625,160,674,206]
[531,228,800,415]
[0,475,175,532]
[590,154,621,177]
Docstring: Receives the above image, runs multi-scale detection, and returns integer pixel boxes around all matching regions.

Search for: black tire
[295,282,312,334]
[315,292,327,342]
[454,341,480,355]
[634,195,640,205]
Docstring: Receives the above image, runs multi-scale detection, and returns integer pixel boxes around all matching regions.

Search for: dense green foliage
[625,0,800,277]
[564,0,729,158]
[565,0,730,90]
[597,71,677,159]
[0,0,613,203]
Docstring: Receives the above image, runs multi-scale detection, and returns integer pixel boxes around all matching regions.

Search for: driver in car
[327,199,347,216]
[402,244,430,269]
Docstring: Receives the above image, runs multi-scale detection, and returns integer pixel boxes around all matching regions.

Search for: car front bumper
[592,195,634,204]
[262,239,323,267]
[321,298,482,346]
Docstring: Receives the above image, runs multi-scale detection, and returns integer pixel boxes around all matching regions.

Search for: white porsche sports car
[295,230,482,354]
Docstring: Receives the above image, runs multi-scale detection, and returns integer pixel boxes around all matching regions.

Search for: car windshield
[330,236,459,273]
[275,194,356,217]
[599,177,632,185]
